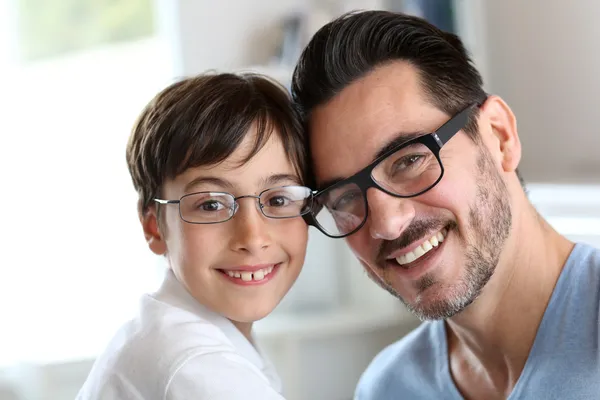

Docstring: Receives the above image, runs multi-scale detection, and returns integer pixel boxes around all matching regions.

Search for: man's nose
[366,188,415,240]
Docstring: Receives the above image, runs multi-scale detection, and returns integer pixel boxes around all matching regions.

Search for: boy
[76,72,312,399]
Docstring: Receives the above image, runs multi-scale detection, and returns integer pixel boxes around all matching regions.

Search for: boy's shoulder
[78,277,237,398]
[125,291,235,364]
[355,320,444,399]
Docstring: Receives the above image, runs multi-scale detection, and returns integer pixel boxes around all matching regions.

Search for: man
[292,10,600,400]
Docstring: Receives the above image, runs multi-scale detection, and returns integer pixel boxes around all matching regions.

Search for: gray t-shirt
[355,243,600,399]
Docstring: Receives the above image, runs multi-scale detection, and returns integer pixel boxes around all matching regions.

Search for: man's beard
[374,147,513,321]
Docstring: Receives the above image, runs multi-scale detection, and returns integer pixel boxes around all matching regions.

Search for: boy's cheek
[278,220,309,247]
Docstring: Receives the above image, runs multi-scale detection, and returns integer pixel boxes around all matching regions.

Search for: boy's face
[143,129,308,323]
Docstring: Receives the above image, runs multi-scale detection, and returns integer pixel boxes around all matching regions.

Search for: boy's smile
[218,263,280,285]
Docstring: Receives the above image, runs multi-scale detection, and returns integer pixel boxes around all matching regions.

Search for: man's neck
[446,199,574,395]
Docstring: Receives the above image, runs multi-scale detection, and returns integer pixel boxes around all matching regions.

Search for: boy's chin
[225,302,277,324]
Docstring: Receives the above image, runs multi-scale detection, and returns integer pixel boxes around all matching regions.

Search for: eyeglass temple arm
[302,211,319,227]
[433,104,475,147]
[154,199,180,204]
[301,192,321,227]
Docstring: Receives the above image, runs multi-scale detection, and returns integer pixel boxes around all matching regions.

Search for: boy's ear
[141,206,167,255]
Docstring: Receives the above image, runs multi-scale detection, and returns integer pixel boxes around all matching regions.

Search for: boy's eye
[198,200,226,211]
[267,196,290,207]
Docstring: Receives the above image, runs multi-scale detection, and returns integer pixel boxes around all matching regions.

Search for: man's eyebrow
[372,131,426,162]
[184,176,233,193]
[317,131,426,191]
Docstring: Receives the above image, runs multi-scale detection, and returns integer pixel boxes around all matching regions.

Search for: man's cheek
[359,259,385,285]
[347,236,372,265]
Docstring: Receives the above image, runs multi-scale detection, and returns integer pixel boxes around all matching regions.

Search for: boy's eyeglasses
[154,185,313,224]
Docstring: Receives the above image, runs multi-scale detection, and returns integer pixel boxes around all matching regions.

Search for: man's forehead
[308,63,440,186]
[312,63,421,121]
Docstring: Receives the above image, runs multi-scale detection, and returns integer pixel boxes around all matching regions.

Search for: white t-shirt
[76,269,284,400]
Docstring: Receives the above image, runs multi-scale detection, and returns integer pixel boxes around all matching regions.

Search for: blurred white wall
[481,0,600,183]
[155,0,307,75]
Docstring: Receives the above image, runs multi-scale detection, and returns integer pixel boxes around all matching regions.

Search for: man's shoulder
[568,242,600,288]
[576,242,600,262]
[355,320,444,399]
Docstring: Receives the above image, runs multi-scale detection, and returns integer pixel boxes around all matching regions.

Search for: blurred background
[0,0,598,399]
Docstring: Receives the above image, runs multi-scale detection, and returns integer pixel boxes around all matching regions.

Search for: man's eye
[331,191,361,211]
[394,154,423,170]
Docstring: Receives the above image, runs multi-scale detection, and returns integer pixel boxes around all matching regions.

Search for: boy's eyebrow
[261,173,302,187]
[184,174,301,194]
[184,176,234,193]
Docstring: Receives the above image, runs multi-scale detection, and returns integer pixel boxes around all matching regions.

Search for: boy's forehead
[164,133,297,195]
[215,124,285,164]
[219,130,287,171]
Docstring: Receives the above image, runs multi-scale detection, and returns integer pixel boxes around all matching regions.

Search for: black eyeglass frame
[303,102,481,238]
[155,185,315,225]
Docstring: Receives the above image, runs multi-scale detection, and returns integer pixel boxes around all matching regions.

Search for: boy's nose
[229,200,273,253]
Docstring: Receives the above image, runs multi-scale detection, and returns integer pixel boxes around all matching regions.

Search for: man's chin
[406,300,465,321]
[402,287,478,321]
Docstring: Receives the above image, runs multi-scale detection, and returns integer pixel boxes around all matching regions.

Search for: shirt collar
[153,269,270,375]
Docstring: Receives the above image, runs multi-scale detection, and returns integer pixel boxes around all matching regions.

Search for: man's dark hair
[292,10,526,185]
[127,72,307,215]
[291,10,487,138]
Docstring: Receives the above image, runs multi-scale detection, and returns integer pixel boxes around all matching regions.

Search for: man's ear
[141,206,167,255]
[479,95,521,173]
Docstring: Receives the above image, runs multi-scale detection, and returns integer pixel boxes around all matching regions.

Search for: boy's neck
[231,320,254,343]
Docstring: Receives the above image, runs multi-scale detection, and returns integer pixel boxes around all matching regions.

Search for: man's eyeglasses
[155,185,313,224]
[303,103,480,238]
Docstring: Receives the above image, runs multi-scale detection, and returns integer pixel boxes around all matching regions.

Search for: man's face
[309,61,512,320]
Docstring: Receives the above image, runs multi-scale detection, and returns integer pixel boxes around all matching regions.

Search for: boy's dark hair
[291,10,487,138]
[127,72,307,215]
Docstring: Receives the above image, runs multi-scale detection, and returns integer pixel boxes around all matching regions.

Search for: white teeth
[253,270,264,280]
[223,266,275,282]
[413,246,425,258]
[404,252,417,263]
[240,272,252,281]
[395,229,448,266]
[430,236,439,247]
